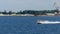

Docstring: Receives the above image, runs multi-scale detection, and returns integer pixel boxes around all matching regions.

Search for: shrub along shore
[0,10,58,16]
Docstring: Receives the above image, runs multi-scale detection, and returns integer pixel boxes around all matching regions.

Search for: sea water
[0,16,60,34]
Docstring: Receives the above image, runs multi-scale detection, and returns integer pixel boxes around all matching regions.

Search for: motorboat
[37,20,60,24]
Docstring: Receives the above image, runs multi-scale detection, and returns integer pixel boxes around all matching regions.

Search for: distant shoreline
[0,14,59,16]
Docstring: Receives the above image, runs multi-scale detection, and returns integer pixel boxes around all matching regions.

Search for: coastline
[0,14,59,16]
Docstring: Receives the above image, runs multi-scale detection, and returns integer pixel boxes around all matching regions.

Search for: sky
[0,0,60,11]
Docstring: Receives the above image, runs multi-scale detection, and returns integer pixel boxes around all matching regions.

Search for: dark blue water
[0,16,60,34]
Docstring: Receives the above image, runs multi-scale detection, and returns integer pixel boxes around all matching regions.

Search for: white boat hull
[37,20,60,24]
